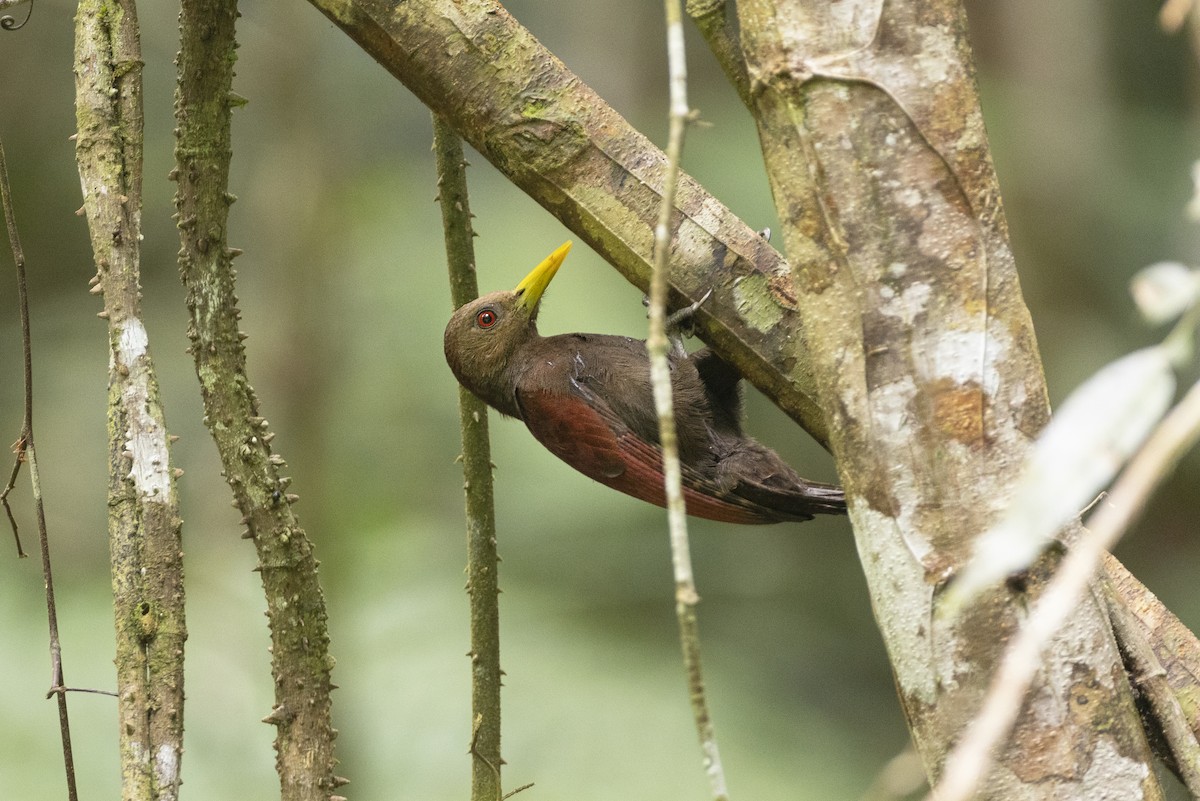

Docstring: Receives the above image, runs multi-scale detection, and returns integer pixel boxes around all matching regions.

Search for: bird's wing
[515,381,791,524]
[514,384,627,481]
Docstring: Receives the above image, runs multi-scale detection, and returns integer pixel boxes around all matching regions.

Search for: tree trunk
[736,1,1161,797]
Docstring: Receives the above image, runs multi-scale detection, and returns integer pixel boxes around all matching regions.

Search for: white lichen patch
[156,744,179,790]
[878,280,931,327]
[851,501,938,705]
[118,318,149,365]
[1078,738,1151,800]
[868,373,917,437]
[124,387,170,499]
[929,329,984,386]
[118,319,170,500]
[980,325,1013,399]
[914,28,955,85]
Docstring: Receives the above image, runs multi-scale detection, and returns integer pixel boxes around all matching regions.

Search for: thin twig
[58,686,119,698]
[0,140,28,559]
[0,0,32,31]
[928,376,1200,801]
[648,3,730,799]
[1,452,27,553]
[434,113,505,801]
[0,137,79,801]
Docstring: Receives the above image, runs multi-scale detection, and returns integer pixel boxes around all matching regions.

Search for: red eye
[476,308,498,328]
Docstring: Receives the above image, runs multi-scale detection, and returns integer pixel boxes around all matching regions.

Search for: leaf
[942,346,1176,614]
[1130,262,1200,325]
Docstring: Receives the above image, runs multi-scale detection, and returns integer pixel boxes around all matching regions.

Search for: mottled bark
[736,0,1160,797]
[74,1,186,798]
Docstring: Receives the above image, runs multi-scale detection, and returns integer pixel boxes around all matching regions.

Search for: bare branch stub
[2,439,28,557]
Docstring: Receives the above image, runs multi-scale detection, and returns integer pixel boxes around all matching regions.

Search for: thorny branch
[174,0,342,798]
[434,114,508,801]
[75,0,189,795]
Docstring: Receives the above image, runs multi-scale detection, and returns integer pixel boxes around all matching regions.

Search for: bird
[443,241,846,524]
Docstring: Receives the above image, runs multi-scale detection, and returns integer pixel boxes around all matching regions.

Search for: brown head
[444,241,573,417]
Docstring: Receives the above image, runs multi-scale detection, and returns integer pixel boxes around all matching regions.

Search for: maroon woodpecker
[443,242,846,524]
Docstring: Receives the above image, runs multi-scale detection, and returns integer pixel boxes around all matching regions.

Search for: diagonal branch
[305,0,830,449]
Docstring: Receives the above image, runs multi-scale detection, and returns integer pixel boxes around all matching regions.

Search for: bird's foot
[665,288,713,336]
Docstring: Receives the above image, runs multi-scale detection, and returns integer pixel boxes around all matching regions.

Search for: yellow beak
[514,241,572,311]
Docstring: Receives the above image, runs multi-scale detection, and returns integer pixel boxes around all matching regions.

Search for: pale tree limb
[646,0,728,798]
[433,115,507,801]
[929,377,1200,801]
[735,0,1162,797]
[73,1,186,797]
[0,136,79,801]
[174,1,342,798]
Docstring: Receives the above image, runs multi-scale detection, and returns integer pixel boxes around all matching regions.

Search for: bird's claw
[665,289,713,333]
[642,289,713,357]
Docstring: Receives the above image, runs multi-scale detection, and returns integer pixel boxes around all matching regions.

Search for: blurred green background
[1,1,1198,798]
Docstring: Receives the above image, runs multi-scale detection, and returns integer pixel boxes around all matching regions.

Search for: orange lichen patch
[930,378,984,447]
[1006,709,1090,783]
[768,271,799,309]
